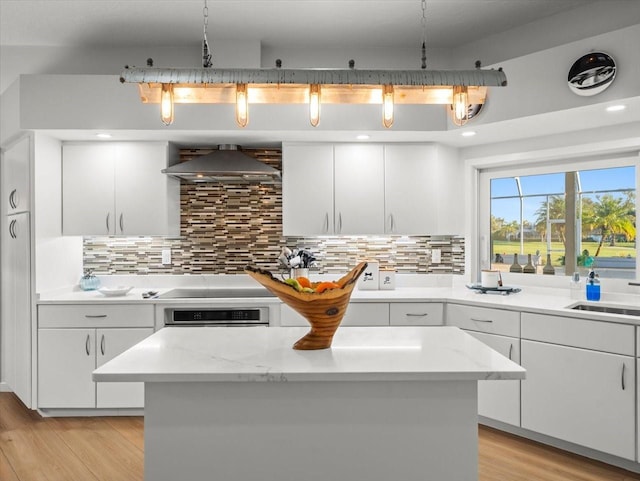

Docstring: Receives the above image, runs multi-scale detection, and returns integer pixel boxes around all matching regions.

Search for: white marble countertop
[92,326,526,383]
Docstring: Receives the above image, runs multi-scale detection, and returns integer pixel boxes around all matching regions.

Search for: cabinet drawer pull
[106,213,110,232]
[119,213,124,233]
[406,313,428,317]
[508,344,513,361]
[470,318,493,323]
[85,314,108,318]
[9,219,16,238]
[9,189,17,209]
[621,363,626,391]
[85,334,91,356]
[101,334,106,356]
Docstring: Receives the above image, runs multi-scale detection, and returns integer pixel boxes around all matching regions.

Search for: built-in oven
[158,288,274,327]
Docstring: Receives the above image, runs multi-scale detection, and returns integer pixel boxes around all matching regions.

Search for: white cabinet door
[280,302,389,326]
[114,143,179,236]
[2,213,32,407]
[468,331,520,426]
[334,144,385,235]
[282,144,334,235]
[62,143,116,235]
[2,135,31,214]
[96,327,153,408]
[389,302,443,326]
[383,145,438,234]
[38,329,96,408]
[521,340,635,460]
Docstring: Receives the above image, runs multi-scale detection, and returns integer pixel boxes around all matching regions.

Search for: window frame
[477,155,639,282]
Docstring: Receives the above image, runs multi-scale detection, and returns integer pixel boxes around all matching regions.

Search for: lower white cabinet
[467,331,520,426]
[521,339,635,460]
[389,302,443,326]
[38,327,153,409]
[280,302,390,327]
[37,303,155,409]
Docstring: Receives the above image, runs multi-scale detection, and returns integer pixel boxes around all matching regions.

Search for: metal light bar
[121,67,506,106]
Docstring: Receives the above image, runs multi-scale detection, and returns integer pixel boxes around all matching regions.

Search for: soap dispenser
[586,268,600,301]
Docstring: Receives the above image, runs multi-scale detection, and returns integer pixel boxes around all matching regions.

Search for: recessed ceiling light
[461,131,476,137]
[356,134,370,140]
[606,105,626,112]
[95,133,112,139]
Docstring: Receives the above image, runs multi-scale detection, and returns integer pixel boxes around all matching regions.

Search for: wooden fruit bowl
[245,262,368,350]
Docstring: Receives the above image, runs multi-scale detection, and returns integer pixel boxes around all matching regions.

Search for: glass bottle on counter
[523,254,536,274]
[509,254,522,273]
[543,253,555,275]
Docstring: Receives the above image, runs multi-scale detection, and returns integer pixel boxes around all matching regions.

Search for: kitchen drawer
[280,302,389,326]
[446,304,520,337]
[390,303,443,326]
[38,304,155,328]
[521,312,634,356]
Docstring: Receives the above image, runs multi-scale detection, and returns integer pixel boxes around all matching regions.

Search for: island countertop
[92,326,525,383]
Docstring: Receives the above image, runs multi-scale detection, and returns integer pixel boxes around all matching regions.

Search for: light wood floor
[1,392,639,481]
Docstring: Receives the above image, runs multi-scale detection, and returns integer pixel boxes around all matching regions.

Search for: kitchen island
[93,326,525,481]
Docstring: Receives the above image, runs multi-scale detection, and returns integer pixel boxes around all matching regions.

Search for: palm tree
[583,194,636,256]
[534,195,566,245]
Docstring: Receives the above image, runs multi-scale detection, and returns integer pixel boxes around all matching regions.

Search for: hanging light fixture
[451,85,469,126]
[120,0,506,128]
[382,85,394,128]
[309,84,321,127]
[160,83,174,125]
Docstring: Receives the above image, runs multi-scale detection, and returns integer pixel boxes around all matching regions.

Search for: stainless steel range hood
[162,145,281,184]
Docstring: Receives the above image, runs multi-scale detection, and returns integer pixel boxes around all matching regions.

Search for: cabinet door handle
[100,334,106,356]
[9,219,16,238]
[470,318,493,323]
[406,313,428,317]
[9,189,16,209]
[323,213,329,233]
[119,213,124,233]
[85,334,91,356]
[508,343,513,360]
[106,213,110,233]
[337,213,342,233]
[390,213,395,233]
[621,363,626,391]
[85,314,108,318]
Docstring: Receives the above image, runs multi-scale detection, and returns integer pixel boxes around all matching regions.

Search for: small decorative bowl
[245,262,368,350]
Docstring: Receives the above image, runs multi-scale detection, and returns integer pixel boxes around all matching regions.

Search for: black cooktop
[157,288,275,299]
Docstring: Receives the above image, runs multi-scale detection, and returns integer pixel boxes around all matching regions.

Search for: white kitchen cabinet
[1,212,32,407]
[467,331,520,426]
[282,144,334,235]
[389,302,443,325]
[37,304,154,409]
[280,302,390,326]
[333,144,385,235]
[2,135,31,214]
[521,339,634,460]
[383,144,438,235]
[445,303,520,337]
[62,142,180,236]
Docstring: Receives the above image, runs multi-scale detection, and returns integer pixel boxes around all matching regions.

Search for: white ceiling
[0,0,602,49]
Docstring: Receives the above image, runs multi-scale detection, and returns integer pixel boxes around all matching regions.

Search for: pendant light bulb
[451,85,469,126]
[160,84,174,126]
[382,85,394,128]
[309,84,321,127]
[235,83,249,127]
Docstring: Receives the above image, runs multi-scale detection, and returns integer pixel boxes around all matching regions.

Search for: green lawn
[492,240,635,264]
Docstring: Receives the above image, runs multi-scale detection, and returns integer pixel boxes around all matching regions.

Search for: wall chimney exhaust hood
[162,145,281,184]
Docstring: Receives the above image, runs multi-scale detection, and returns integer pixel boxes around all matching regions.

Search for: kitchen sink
[570,303,640,316]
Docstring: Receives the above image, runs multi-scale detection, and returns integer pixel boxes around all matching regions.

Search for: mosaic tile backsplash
[83,148,465,275]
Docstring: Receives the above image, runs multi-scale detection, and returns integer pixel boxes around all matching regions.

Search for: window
[479,161,637,280]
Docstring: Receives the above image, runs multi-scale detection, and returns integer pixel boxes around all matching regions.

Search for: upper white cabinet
[282,143,463,236]
[2,135,31,214]
[62,142,180,236]
[334,144,385,235]
[383,144,438,235]
[282,144,334,235]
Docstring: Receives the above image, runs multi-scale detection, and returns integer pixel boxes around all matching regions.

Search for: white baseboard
[0,382,13,392]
